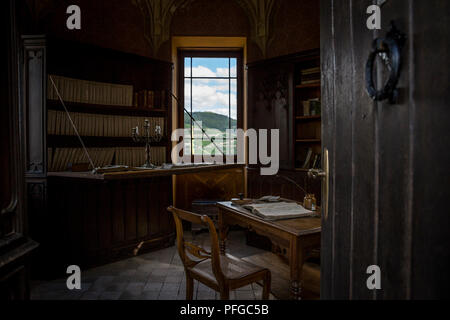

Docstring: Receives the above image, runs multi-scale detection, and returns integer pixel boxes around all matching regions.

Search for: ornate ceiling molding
[234,0,279,57]
[132,0,193,56]
[133,0,279,57]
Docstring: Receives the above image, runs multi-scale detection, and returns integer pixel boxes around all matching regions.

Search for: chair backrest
[167,206,225,283]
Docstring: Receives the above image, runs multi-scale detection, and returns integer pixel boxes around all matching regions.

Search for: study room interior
[1,0,448,301]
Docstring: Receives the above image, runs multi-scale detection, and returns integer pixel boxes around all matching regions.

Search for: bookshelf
[22,36,177,276]
[45,38,173,171]
[246,49,322,205]
[293,55,321,170]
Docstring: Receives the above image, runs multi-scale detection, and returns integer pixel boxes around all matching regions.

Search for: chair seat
[168,206,271,299]
[190,254,268,288]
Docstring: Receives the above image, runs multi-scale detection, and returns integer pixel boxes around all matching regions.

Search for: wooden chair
[168,206,271,300]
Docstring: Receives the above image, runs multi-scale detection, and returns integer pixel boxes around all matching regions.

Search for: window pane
[183,125,192,156]
[184,57,191,77]
[183,54,239,157]
[184,78,191,109]
[191,79,229,125]
[230,58,237,77]
[230,79,237,127]
[192,58,229,78]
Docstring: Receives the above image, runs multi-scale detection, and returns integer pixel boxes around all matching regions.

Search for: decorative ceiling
[132,0,279,57]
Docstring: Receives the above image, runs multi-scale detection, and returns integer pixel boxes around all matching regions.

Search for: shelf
[295,139,321,143]
[47,135,168,148]
[47,100,167,117]
[295,115,321,121]
[295,83,320,89]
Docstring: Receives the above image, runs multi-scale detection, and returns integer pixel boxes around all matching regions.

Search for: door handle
[308,148,329,221]
[365,21,406,104]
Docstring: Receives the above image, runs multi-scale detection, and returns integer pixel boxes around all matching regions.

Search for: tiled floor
[31,231,276,300]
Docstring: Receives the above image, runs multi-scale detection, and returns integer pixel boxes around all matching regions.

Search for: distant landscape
[184,112,237,131]
[184,112,237,155]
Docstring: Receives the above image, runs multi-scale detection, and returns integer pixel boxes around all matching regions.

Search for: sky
[184,57,237,120]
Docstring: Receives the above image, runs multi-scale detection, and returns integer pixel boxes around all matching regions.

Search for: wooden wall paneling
[148,178,160,236]
[41,176,175,278]
[111,181,125,244]
[66,182,79,263]
[84,182,100,255]
[174,168,245,211]
[247,59,294,170]
[23,35,46,177]
[98,182,112,250]
[136,179,149,239]
[157,177,169,235]
[125,181,137,241]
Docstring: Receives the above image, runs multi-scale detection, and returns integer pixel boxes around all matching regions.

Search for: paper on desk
[242,202,315,221]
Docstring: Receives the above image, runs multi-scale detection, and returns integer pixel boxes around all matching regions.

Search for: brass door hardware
[308,148,329,221]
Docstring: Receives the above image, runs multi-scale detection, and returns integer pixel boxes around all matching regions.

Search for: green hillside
[184,112,237,131]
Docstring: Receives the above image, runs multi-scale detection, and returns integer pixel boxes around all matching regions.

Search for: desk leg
[289,236,305,300]
[218,209,229,255]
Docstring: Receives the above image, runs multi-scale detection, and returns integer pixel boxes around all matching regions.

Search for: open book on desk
[241,202,316,221]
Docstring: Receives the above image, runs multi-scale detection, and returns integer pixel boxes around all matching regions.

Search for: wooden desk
[217,201,321,300]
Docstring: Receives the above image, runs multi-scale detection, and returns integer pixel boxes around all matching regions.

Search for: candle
[135,126,139,135]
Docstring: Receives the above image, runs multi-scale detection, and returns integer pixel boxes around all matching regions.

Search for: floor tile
[99,291,122,300]
[143,282,163,291]
[31,231,275,301]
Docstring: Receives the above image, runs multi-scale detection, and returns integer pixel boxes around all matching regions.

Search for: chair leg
[219,285,230,300]
[186,273,194,300]
[262,271,271,300]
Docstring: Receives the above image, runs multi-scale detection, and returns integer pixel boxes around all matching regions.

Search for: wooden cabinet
[247,50,321,200]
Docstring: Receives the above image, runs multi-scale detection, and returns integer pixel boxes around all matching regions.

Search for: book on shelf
[48,75,134,107]
[301,67,320,74]
[302,148,313,168]
[47,146,167,172]
[311,154,319,169]
[314,153,322,169]
[133,89,167,109]
[47,110,165,138]
[300,80,320,85]
[299,66,320,85]
[300,98,321,116]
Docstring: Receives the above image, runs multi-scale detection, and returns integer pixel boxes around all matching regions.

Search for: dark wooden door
[320,0,449,299]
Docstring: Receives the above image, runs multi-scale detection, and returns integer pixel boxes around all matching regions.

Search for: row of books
[302,148,322,169]
[301,98,321,116]
[133,90,167,109]
[300,67,320,85]
[47,110,165,137]
[48,147,167,172]
[47,75,134,106]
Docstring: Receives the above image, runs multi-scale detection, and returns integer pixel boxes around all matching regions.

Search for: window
[179,51,242,158]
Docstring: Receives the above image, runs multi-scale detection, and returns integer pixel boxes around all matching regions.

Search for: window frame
[177,49,244,161]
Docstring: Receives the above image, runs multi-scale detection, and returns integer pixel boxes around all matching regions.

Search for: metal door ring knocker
[366,22,406,104]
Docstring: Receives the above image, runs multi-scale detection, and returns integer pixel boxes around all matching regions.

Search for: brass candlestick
[131,119,162,168]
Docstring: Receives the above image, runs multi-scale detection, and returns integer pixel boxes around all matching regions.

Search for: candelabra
[131,119,162,168]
